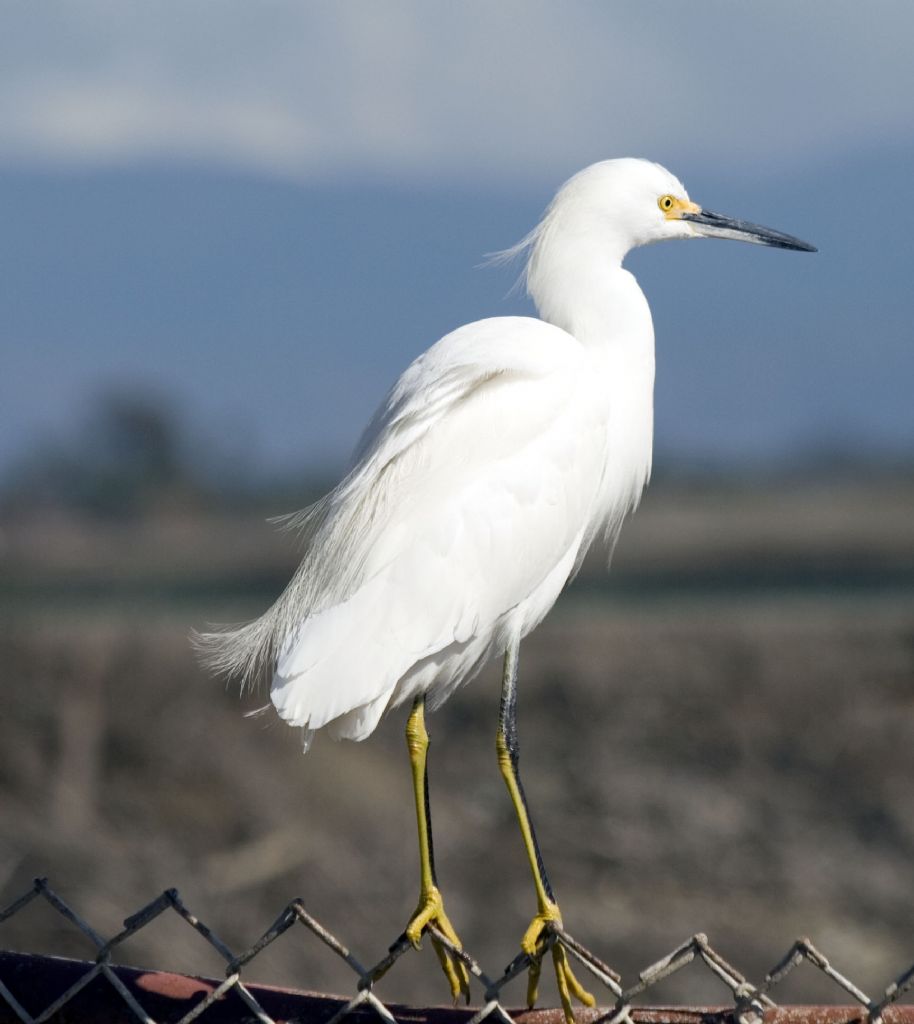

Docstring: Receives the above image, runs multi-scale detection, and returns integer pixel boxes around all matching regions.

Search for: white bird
[197,158,814,1020]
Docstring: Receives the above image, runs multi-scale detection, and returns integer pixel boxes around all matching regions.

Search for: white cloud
[1,1,913,186]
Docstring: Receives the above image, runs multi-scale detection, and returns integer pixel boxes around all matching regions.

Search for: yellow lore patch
[659,194,701,219]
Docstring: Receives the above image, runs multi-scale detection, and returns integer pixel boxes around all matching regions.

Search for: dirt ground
[1,479,913,1009]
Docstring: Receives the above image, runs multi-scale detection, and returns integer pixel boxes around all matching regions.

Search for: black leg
[496,638,556,904]
[495,638,595,1021]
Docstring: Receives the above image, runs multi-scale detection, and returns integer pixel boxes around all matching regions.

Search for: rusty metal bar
[3,953,914,1024]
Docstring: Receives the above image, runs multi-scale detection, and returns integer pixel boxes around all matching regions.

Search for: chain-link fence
[2,878,913,1024]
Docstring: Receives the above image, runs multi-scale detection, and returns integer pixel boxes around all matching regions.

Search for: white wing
[199,315,609,745]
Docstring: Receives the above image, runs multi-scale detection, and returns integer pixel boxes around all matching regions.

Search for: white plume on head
[486,158,691,309]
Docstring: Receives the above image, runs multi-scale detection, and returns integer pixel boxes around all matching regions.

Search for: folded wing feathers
[194,345,532,702]
[196,317,590,739]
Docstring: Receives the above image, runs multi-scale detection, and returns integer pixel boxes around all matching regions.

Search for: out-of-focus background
[2,1,914,1009]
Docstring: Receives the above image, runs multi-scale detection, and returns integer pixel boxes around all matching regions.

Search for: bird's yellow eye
[658,194,675,212]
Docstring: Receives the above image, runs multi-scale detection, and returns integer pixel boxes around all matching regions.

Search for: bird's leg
[497,639,595,1023]
[403,695,470,1003]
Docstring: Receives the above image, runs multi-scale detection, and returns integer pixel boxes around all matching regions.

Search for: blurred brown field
[1,477,913,1008]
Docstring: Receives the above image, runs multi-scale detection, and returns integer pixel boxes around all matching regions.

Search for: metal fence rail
[1,878,913,1024]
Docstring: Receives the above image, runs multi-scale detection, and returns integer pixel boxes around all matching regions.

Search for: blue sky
[3,2,914,477]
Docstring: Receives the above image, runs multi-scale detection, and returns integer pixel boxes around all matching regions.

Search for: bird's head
[546,158,816,259]
[498,157,816,333]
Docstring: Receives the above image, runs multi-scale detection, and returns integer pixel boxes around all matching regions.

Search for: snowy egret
[198,158,814,1020]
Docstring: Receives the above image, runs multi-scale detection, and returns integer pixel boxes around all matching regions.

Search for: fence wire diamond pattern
[2,878,913,1024]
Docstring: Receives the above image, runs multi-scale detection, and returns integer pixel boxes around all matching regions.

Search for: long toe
[404,888,470,1004]
[430,924,471,1004]
[519,903,594,1023]
[552,943,595,1024]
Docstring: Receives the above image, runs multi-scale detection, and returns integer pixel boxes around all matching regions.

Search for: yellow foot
[404,885,471,1004]
[521,901,595,1024]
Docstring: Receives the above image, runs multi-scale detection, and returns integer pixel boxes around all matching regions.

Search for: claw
[520,901,595,1023]
[404,886,471,1004]
[553,942,596,1023]
[526,951,543,1007]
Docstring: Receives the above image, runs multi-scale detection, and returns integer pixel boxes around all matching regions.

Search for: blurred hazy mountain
[3,145,913,484]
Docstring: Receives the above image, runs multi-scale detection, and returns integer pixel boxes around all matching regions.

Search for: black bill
[682,208,817,252]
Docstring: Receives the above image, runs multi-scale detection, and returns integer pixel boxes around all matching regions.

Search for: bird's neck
[531,252,654,360]
[532,253,656,519]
